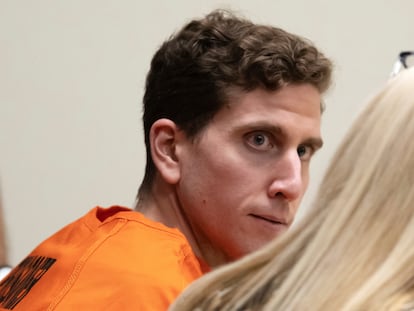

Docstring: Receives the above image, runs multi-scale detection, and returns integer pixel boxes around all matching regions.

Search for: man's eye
[253,134,266,145]
[297,145,313,160]
[246,132,273,150]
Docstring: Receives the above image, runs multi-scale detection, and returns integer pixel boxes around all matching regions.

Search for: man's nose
[268,151,303,201]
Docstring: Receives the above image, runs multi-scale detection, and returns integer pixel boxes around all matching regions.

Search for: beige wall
[1,0,413,265]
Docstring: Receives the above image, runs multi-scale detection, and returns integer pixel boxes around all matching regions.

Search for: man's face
[176,84,322,263]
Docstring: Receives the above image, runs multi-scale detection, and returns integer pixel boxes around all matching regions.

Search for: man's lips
[248,214,288,225]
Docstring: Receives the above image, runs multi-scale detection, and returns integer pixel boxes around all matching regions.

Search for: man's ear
[150,119,181,185]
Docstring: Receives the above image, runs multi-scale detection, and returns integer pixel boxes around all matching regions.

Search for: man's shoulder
[27,205,197,274]
[95,206,193,252]
[0,206,205,310]
[97,209,200,273]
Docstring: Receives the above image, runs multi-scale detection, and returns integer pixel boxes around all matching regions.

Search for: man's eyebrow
[234,123,284,135]
[303,137,324,150]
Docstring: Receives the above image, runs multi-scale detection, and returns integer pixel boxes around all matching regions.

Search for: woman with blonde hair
[169,66,414,311]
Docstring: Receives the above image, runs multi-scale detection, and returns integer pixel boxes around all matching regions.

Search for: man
[0,10,332,310]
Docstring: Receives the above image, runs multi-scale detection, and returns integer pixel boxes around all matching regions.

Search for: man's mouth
[249,214,287,226]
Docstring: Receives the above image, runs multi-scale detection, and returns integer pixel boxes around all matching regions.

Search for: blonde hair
[169,67,414,311]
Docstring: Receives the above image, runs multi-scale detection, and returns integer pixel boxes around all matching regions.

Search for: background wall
[1,0,413,265]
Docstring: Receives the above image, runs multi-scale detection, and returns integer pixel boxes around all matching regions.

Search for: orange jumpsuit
[0,206,209,310]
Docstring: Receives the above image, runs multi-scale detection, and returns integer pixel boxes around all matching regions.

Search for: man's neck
[135,179,229,268]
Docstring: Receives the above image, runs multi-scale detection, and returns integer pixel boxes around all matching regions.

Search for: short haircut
[138,9,333,197]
